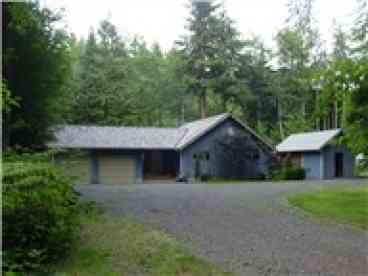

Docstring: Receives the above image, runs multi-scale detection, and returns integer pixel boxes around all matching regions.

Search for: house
[276,129,355,179]
[50,113,274,184]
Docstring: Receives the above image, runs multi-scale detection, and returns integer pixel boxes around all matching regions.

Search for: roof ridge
[174,128,190,148]
[181,113,229,127]
[56,124,179,130]
[177,113,231,149]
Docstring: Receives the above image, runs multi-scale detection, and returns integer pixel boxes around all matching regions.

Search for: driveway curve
[77,180,368,276]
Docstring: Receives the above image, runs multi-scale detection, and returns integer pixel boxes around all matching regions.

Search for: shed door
[99,155,136,184]
[335,152,343,177]
[63,156,91,184]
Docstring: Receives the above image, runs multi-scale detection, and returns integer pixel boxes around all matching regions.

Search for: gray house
[276,129,355,179]
[50,113,274,184]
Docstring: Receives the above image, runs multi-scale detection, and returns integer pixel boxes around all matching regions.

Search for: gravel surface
[77,180,368,276]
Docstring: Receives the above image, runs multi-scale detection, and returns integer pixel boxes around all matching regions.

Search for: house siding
[322,144,355,178]
[136,153,144,183]
[303,152,322,179]
[180,119,273,180]
[91,151,99,184]
[301,145,355,180]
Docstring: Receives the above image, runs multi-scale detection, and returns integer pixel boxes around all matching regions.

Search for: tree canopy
[2,0,367,156]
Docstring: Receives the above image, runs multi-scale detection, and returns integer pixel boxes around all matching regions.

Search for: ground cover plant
[269,164,306,180]
[54,207,232,276]
[3,152,80,273]
[288,184,368,229]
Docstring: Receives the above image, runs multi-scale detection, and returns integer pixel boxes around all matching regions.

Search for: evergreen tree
[179,0,222,118]
[3,2,71,149]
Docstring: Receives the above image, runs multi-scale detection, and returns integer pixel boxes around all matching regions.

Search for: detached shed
[276,129,355,179]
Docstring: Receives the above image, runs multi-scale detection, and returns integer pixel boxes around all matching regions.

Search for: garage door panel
[99,155,136,184]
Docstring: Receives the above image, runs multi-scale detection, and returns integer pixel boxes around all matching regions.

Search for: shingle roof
[50,113,272,151]
[50,126,186,150]
[276,129,342,152]
[176,113,229,149]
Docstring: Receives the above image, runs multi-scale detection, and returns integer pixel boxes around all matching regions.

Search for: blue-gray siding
[303,152,322,179]
[136,153,144,183]
[180,119,272,179]
[302,144,355,180]
[91,152,99,184]
[322,144,354,179]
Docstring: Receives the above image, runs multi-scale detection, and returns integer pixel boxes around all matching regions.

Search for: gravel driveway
[77,180,368,276]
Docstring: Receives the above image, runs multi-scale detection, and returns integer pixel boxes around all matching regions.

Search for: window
[193,152,210,160]
[227,126,235,136]
[250,151,260,160]
[205,151,210,160]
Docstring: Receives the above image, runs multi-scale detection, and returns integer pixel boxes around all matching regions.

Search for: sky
[41,0,358,52]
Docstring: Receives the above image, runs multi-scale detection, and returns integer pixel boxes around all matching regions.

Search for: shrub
[3,156,80,272]
[269,164,306,180]
[200,174,212,182]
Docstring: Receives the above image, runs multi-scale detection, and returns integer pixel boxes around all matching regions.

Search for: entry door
[335,153,343,177]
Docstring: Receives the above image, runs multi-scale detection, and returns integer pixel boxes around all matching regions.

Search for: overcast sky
[42,0,359,51]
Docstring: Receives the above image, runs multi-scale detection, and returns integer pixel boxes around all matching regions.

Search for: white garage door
[98,155,136,184]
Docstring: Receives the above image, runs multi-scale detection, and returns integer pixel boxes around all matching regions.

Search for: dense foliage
[3,1,72,149]
[269,164,306,180]
[3,155,80,272]
[2,0,367,153]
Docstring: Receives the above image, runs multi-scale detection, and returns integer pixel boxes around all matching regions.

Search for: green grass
[288,185,368,229]
[53,208,232,276]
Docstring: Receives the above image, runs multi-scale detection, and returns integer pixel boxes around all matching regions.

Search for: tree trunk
[200,92,207,119]
[278,98,285,139]
[301,101,306,118]
[334,101,338,128]
[3,112,11,151]
[341,93,347,128]
[181,99,185,126]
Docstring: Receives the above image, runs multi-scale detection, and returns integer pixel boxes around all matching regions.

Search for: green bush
[3,156,80,272]
[200,174,212,182]
[269,164,306,180]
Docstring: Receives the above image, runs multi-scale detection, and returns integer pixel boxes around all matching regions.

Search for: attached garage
[98,154,136,184]
[56,151,139,185]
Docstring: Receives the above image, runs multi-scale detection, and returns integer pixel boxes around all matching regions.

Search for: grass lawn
[53,208,232,276]
[288,185,368,229]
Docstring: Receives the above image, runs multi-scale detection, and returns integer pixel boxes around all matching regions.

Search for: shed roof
[50,113,272,151]
[276,129,342,152]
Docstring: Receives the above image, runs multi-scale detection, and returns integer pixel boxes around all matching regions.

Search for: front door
[335,152,343,177]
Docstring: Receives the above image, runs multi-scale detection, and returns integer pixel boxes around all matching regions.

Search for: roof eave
[49,145,178,151]
[177,114,274,152]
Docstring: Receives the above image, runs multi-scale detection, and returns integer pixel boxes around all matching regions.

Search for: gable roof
[50,113,273,151]
[276,129,342,152]
[50,126,186,150]
[176,113,229,149]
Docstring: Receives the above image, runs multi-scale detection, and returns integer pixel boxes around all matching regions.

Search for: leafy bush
[200,174,212,182]
[3,155,80,272]
[269,164,306,180]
